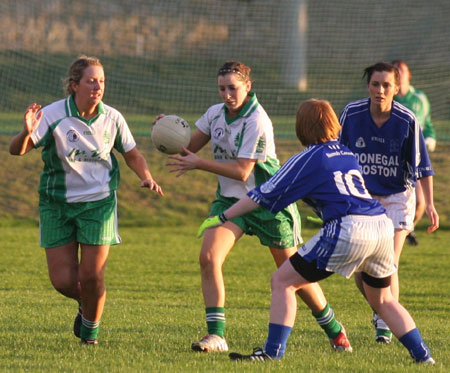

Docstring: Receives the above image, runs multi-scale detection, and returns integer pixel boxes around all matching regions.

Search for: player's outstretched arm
[197,196,259,237]
[10,103,42,156]
[122,147,164,196]
[167,150,256,181]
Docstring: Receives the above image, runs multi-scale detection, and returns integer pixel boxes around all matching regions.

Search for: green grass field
[0,134,449,372]
[1,225,449,372]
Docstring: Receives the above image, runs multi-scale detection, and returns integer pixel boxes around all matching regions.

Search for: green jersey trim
[114,123,126,153]
[224,92,259,125]
[109,153,120,191]
[235,122,247,154]
[254,156,281,186]
[38,119,67,201]
[67,95,106,126]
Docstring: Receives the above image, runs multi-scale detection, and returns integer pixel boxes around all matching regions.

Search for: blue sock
[399,328,431,362]
[263,323,292,359]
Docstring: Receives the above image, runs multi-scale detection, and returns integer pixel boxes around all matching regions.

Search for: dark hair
[363,62,399,86]
[63,55,103,95]
[217,61,251,83]
[295,99,341,146]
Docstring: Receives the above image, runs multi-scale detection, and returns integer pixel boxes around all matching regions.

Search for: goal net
[1,0,449,139]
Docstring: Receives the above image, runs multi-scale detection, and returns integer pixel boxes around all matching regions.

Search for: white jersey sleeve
[107,106,136,153]
[194,103,223,137]
[236,109,272,162]
[30,99,66,147]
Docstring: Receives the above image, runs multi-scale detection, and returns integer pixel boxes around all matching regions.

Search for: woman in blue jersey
[165,61,350,353]
[197,99,435,364]
[9,55,163,345]
[339,62,439,344]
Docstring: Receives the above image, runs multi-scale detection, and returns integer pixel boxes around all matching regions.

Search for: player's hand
[24,103,43,134]
[166,147,200,177]
[425,137,436,152]
[425,204,439,233]
[197,216,222,238]
[141,178,164,196]
[152,114,165,125]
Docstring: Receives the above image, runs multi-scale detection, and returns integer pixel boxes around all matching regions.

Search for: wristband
[219,213,228,223]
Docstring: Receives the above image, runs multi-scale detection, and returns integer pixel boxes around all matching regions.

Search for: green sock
[312,304,341,339]
[205,307,225,338]
[80,316,100,340]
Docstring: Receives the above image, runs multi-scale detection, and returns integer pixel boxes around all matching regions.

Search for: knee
[366,289,394,310]
[79,269,104,290]
[50,277,74,295]
[270,270,286,293]
[48,268,77,295]
[199,251,221,274]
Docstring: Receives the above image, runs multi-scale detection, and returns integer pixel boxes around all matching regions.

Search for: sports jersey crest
[214,127,225,139]
[260,180,276,193]
[66,129,80,142]
[355,137,366,148]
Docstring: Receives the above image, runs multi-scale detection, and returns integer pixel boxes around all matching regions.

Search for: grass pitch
[0,134,449,371]
[0,225,449,372]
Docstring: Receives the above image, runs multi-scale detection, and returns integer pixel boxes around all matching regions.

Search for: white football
[151,115,191,154]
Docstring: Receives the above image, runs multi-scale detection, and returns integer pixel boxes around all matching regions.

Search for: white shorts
[373,189,415,231]
[299,214,395,279]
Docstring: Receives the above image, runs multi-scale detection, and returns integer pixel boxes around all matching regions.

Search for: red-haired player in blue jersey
[198,99,435,364]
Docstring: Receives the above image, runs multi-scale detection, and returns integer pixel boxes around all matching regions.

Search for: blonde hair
[295,99,341,146]
[63,55,103,95]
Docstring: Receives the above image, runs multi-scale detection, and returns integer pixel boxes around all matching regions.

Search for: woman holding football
[9,55,163,345]
[339,61,439,344]
[166,61,351,353]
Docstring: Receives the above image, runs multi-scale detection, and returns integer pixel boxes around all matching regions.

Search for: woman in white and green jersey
[166,61,351,353]
[9,55,163,345]
[392,60,437,247]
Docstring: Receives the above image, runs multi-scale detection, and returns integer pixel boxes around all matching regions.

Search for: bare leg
[391,229,409,301]
[78,244,110,322]
[45,240,81,301]
[192,223,243,351]
[270,247,326,313]
[199,222,243,307]
[269,259,311,326]
[354,272,365,297]
[363,281,415,338]
[364,281,434,363]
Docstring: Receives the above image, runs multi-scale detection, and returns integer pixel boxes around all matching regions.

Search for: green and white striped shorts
[210,194,302,249]
[38,192,121,248]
